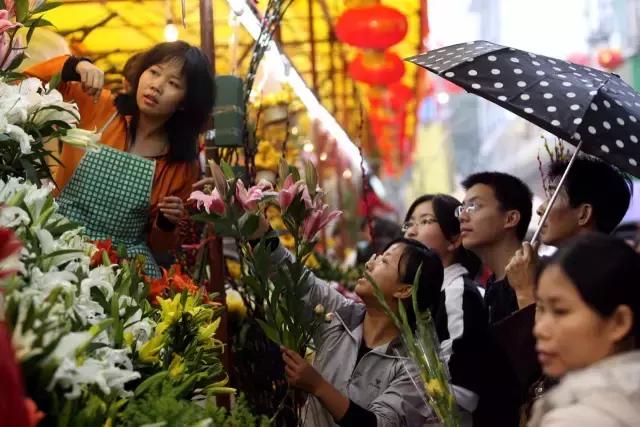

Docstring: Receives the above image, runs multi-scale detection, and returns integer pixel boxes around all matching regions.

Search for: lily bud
[207,160,229,197]
[314,304,325,315]
[303,159,318,197]
[60,128,101,151]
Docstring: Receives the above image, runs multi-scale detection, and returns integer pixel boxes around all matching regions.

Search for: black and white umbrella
[406,40,640,241]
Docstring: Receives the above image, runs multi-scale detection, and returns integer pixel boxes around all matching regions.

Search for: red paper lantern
[597,48,624,70]
[369,83,414,110]
[349,51,405,86]
[335,5,408,50]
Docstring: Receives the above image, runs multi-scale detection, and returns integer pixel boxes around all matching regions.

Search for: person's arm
[281,347,377,426]
[270,243,353,315]
[24,56,104,103]
[149,161,200,253]
[505,242,539,308]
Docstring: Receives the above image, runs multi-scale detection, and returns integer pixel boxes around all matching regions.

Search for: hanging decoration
[348,51,405,85]
[335,5,408,50]
[597,48,624,70]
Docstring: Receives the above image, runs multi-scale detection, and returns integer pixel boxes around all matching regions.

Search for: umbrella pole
[531,140,584,244]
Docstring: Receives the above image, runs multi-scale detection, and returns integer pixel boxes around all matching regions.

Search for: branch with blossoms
[190,158,341,355]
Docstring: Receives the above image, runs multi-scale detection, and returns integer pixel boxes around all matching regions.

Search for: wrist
[313,378,331,399]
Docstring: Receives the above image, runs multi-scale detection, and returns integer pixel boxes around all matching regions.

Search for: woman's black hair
[535,233,640,342]
[383,238,444,330]
[118,41,215,162]
[405,194,482,278]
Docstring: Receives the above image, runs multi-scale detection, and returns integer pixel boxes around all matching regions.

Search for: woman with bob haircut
[25,41,215,275]
[275,237,442,426]
[529,233,640,426]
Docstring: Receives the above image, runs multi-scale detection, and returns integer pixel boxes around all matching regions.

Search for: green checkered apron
[57,116,162,277]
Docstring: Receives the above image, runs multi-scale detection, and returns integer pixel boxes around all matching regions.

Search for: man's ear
[576,203,594,228]
[505,209,522,232]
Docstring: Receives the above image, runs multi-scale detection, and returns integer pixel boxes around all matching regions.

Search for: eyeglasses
[454,202,479,218]
[401,217,438,232]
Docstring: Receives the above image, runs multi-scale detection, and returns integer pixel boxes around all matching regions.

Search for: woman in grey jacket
[529,233,640,427]
[277,237,443,426]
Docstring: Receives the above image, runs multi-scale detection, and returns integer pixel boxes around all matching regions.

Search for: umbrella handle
[531,140,584,244]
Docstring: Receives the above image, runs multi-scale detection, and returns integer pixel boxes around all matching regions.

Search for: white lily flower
[0,177,29,203]
[79,266,116,301]
[74,296,106,325]
[124,310,156,348]
[24,182,54,219]
[0,206,30,228]
[6,123,34,154]
[28,267,77,297]
[47,331,92,363]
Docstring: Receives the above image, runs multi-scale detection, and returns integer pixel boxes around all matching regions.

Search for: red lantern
[349,51,405,86]
[335,5,408,50]
[369,83,414,110]
[597,48,624,70]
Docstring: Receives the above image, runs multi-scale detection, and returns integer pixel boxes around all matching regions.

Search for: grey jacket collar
[335,303,408,359]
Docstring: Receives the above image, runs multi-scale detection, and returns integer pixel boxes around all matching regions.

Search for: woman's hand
[281,347,325,395]
[75,60,104,103]
[158,196,185,225]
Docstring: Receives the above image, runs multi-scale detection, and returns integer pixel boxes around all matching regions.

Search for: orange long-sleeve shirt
[25,56,200,253]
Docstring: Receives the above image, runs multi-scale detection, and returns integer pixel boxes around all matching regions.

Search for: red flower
[0,322,30,427]
[90,240,119,268]
[0,228,22,280]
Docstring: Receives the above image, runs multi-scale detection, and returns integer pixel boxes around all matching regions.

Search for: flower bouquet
[190,158,341,423]
[370,265,461,426]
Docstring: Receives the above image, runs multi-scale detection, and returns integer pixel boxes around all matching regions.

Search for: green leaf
[6,52,26,71]
[31,1,62,14]
[40,248,82,261]
[15,0,29,22]
[0,2,5,11]
[220,160,235,180]
[255,319,281,346]
[134,371,169,397]
[48,72,62,92]
[26,17,40,43]
[240,213,260,237]
[19,158,39,185]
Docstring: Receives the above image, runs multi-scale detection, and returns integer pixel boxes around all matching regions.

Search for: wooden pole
[200,0,230,409]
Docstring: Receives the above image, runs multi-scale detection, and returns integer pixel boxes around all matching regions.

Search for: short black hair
[127,41,215,163]
[356,217,403,264]
[462,172,533,241]
[547,156,632,233]
[536,233,640,341]
[405,194,482,277]
[384,238,444,330]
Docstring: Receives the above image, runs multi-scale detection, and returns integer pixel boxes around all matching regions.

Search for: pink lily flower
[302,204,342,241]
[0,10,21,34]
[235,180,263,211]
[300,185,313,209]
[278,175,302,212]
[189,189,226,215]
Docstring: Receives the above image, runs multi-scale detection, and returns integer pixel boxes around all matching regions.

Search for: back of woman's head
[130,41,215,162]
[385,238,444,329]
[405,194,482,277]
[537,233,640,341]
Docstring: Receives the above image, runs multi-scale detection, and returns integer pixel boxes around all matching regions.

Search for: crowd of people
[31,40,640,426]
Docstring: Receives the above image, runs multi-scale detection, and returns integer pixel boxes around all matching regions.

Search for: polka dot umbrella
[406,40,640,242]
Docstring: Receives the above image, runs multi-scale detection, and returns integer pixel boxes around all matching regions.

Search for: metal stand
[531,140,584,244]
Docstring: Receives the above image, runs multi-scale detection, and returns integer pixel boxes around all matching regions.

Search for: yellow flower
[225,289,247,318]
[226,259,242,279]
[425,378,445,397]
[279,233,295,250]
[265,205,282,221]
[305,253,320,269]
[183,294,204,317]
[198,318,221,342]
[168,354,185,378]
[138,334,165,363]
[123,332,134,348]
[158,294,183,325]
[269,216,285,231]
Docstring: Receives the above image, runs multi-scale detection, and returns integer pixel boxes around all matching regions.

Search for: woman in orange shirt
[25,41,214,276]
